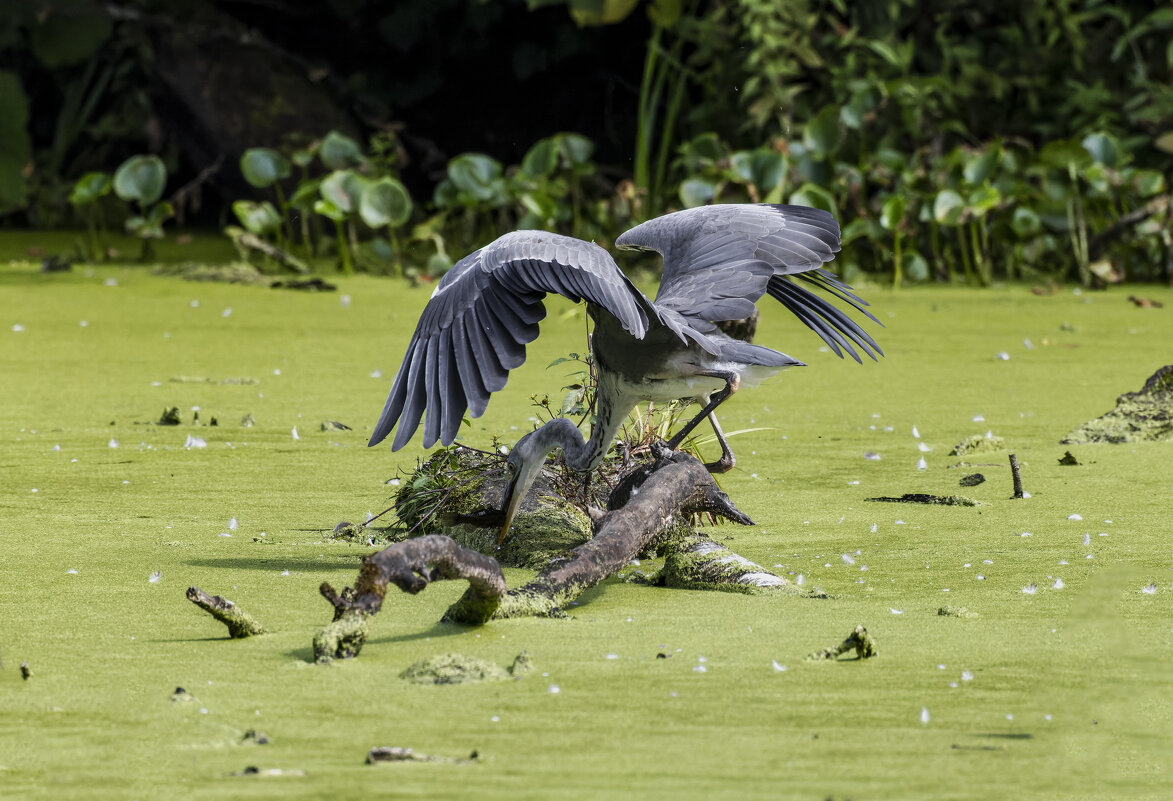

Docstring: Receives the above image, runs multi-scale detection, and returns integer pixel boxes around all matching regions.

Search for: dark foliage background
[2,0,1170,284]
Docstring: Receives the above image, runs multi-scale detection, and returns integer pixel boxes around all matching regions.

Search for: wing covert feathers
[370,230,649,449]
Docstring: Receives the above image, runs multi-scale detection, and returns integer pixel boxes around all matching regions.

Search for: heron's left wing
[615,204,881,361]
[370,230,649,451]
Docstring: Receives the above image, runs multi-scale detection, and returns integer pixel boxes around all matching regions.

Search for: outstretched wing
[370,230,649,451]
[615,204,881,361]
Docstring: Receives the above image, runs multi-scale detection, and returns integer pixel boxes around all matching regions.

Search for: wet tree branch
[313,446,754,661]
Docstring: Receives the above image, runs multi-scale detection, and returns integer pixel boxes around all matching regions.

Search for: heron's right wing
[616,204,881,361]
[370,230,649,451]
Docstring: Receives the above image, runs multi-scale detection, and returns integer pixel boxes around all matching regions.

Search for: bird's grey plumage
[370,230,649,451]
[370,204,881,454]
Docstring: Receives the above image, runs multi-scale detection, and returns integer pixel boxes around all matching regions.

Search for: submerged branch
[186,586,267,638]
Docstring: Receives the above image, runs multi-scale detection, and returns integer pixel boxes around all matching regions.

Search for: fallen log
[314,444,755,661]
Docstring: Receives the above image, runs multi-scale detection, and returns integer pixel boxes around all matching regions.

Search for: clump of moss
[399,652,531,685]
[390,447,600,569]
[950,434,1006,456]
[938,605,979,618]
[1062,365,1173,444]
[1058,451,1080,466]
[807,625,877,661]
[158,407,182,425]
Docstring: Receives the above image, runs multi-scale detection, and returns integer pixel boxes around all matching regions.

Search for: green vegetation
[2,266,1171,798]
[3,1,1170,285]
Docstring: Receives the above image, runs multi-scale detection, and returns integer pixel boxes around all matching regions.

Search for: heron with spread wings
[369,204,881,542]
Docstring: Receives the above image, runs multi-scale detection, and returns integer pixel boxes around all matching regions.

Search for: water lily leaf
[313,198,346,222]
[904,252,929,282]
[967,184,1001,217]
[240,148,291,189]
[880,194,906,230]
[318,170,364,214]
[679,178,716,208]
[319,131,364,170]
[788,183,837,216]
[570,0,639,26]
[1081,132,1119,167]
[556,133,594,166]
[289,178,322,208]
[145,201,174,227]
[803,105,841,156]
[521,137,558,178]
[69,172,111,205]
[731,149,785,193]
[113,155,167,206]
[232,200,282,234]
[933,189,965,225]
[1039,139,1092,172]
[360,177,412,228]
[963,146,1000,185]
[447,153,503,202]
[1132,169,1166,197]
[1010,206,1041,237]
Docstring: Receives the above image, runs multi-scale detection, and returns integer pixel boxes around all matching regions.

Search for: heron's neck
[561,370,632,473]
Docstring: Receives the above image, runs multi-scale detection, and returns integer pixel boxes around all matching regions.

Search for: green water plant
[112,154,171,261]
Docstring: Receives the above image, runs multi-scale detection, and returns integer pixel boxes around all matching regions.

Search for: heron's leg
[666,370,740,450]
[703,413,735,474]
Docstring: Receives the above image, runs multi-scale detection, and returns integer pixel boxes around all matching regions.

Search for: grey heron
[369,204,881,542]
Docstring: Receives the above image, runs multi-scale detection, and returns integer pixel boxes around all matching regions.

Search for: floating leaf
[240,148,291,189]
[232,200,282,234]
[933,189,965,225]
[359,177,412,228]
[69,172,111,205]
[318,170,364,214]
[113,155,167,206]
[319,131,364,170]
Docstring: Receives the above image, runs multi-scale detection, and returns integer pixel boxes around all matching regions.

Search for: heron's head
[497,431,548,545]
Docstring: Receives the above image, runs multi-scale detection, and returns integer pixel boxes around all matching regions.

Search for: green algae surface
[2,260,1173,799]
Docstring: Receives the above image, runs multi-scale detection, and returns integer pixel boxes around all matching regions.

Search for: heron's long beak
[497,458,542,545]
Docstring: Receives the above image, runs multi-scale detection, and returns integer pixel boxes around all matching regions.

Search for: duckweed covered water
[2,260,1172,799]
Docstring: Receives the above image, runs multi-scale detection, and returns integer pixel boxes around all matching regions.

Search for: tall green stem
[334,219,353,275]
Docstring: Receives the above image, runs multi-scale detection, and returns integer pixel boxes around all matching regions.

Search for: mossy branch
[186,586,267,638]
[314,447,755,658]
[314,535,507,662]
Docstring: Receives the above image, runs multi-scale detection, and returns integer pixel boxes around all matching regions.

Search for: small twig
[186,586,268,638]
[1009,453,1024,499]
